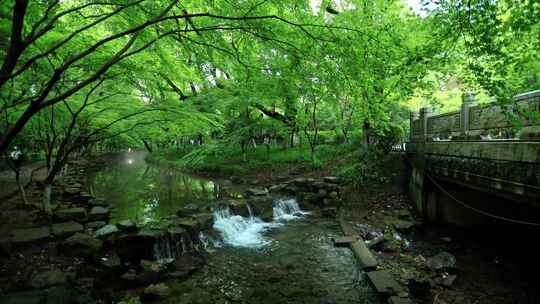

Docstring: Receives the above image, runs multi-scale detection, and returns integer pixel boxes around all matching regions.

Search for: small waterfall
[273,198,309,221]
[212,207,274,248]
[246,203,255,218]
[153,231,193,261]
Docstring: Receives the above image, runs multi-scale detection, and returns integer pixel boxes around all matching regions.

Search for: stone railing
[410,90,540,142]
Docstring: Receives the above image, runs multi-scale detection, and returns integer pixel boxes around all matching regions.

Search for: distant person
[9,146,24,168]
[8,146,29,204]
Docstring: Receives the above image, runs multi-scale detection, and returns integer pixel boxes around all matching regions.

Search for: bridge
[407,90,540,225]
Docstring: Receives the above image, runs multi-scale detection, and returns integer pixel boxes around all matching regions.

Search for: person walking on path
[8,146,28,204]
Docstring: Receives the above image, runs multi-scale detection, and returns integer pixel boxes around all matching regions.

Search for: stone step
[331,236,355,247]
[367,270,404,296]
[388,296,414,304]
[351,240,378,270]
[11,227,51,244]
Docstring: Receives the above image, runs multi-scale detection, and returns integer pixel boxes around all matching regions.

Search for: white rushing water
[273,198,310,221]
[212,198,308,248]
[213,207,274,248]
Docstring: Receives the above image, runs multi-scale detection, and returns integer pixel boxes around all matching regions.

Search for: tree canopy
[1,0,538,159]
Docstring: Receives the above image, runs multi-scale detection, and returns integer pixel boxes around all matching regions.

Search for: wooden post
[420,107,432,142]
[410,111,419,142]
[460,92,476,139]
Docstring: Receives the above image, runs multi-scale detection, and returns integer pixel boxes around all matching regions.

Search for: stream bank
[0,151,380,304]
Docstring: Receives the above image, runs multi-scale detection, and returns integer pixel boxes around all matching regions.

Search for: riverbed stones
[292,178,316,191]
[59,232,103,257]
[51,221,84,238]
[56,208,87,222]
[64,187,81,195]
[86,221,106,230]
[137,260,168,284]
[30,269,67,289]
[323,176,342,184]
[97,250,121,269]
[89,206,110,221]
[245,188,268,196]
[94,224,119,238]
[171,255,204,278]
[192,213,214,230]
[229,200,250,217]
[268,184,285,193]
[118,219,137,231]
[429,251,456,272]
[177,203,199,217]
[11,226,51,244]
[247,195,273,216]
[88,198,108,207]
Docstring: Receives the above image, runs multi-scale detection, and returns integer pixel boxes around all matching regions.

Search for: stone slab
[351,240,378,270]
[56,208,87,222]
[387,296,414,304]
[11,227,51,244]
[367,270,404,296]
[89,206,110,221]
[332,236,355,247]
[51,221,84,238]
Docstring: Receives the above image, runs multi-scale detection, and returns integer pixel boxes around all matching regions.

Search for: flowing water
[88,151,380,303]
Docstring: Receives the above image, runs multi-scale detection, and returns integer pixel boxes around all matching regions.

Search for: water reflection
[88,151,234,224]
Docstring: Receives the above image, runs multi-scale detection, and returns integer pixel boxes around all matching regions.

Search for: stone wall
[410,90,540,141]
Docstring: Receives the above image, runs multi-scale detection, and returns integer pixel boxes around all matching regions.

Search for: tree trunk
[43,183,52,215]
[142,139,153,152]
[15,169,29,205]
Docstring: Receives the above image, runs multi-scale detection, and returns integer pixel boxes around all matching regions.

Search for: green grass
[145,143,362,178]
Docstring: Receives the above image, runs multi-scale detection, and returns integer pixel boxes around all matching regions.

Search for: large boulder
[192,213,214,230]
[51,222,84,239]
[11,227,51,244]
[229,200,250,217]
[56,208,87,222]
[59,233,102,257]
[117,219,137,231]
[115,229,163,264]
[94,224,119,239]
[88,206,110,221]
[247,195,274,217]
[429,251,457,272]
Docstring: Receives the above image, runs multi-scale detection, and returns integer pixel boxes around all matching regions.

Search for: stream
[88,151,380,303]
